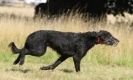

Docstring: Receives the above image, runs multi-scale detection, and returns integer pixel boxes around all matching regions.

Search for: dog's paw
[19,60,24,65]
[13,60,19,65]
[13,62,18,65]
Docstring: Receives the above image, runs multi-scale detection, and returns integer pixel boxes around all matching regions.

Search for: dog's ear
[97,30,108,37]
[90,31,97,37]
[97,30,103,36]
[95,31,102,37]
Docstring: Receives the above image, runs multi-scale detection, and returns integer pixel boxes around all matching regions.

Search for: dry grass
[0,6,34,17]
[0,62,133,80]
[0,6,133,80]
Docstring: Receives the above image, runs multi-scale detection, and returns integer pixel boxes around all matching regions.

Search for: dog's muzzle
[105,37,119,46]
[109,38,119,47]
[112,38,119,47]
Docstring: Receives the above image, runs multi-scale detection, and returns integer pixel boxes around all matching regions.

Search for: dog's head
[96,30,119,46]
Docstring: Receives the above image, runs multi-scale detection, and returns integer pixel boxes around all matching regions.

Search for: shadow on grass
[59,69,74,73]
[6,68,32,73]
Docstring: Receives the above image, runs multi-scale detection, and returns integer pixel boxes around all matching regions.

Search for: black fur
[9,30,119,72]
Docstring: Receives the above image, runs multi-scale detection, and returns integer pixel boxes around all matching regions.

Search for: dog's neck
[86,31,102,45]
[95,36,101,44]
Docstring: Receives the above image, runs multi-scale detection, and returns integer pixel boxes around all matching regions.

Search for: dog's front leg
[40,56,69,70]
[73,55,82,72]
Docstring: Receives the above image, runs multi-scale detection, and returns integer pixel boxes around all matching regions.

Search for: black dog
[9,30,119,72]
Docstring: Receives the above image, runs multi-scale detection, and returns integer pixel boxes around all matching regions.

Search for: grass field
[0,6,133,80]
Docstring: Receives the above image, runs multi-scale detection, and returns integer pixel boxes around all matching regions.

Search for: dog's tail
[8,42,22,54]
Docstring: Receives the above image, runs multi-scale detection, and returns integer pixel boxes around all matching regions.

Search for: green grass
[0,57,133,80]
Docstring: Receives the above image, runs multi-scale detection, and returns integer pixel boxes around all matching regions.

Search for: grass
[0,62,133,80]
[0,6,133,80]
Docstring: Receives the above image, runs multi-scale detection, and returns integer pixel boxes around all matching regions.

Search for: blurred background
[0,0,133,80]
[0,0,46,6]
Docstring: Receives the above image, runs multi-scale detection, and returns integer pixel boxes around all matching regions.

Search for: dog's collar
[96,37,101,44]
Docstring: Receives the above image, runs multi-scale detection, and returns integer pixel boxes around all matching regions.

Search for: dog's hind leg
[19,49,29,65]
[40,56,69,70]
[13,54,21,65]
[13,49,29,65]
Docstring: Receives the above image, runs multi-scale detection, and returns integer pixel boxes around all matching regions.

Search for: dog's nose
[116,38,119,43]
[113,38,119,46]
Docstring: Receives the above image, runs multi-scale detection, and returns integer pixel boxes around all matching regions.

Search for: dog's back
[24,30,81,55]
